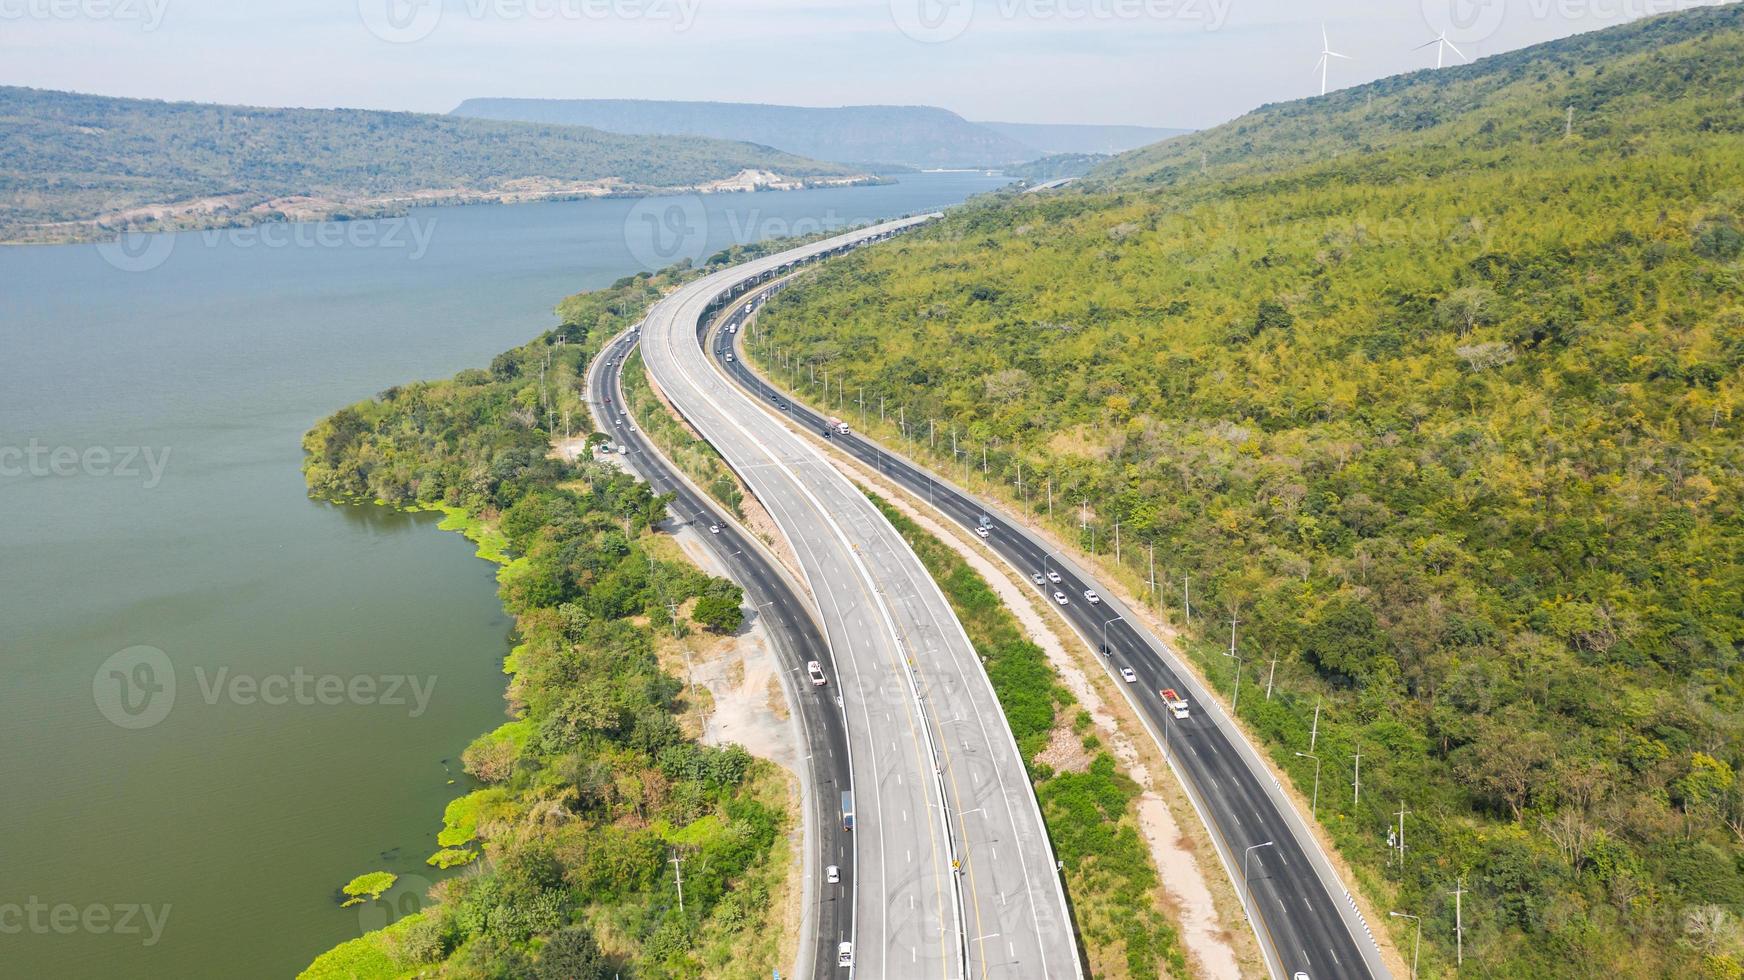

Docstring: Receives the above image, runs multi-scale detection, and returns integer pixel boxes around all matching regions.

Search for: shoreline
[3,172,889,246]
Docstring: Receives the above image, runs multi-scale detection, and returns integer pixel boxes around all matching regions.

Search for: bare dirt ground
[663,525,806,975]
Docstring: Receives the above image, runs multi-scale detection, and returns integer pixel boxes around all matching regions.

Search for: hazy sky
[3,0,1730,127]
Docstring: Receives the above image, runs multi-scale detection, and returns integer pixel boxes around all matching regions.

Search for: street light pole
[1243,841,1275,922]
[1390,911,1421,980]
[1295,751,1321,817]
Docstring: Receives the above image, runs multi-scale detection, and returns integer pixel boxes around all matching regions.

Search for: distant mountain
[452,98,1037,170]
[975,121,1192,156]
[0,87,862,242]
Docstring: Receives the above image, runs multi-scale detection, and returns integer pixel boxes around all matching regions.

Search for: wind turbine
[1415,30,1466,69]
[1313,24,1351,97]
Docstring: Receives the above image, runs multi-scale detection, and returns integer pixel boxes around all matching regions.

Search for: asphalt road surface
[639,218,1083,980]
[586,328,856,980]
[715,290,1393,980]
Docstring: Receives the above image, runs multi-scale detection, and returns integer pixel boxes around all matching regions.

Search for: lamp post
[1242,841,1275,919]
[1099,615,1123,655]
[1390,911,1421,980]
[1295,751,1321,818]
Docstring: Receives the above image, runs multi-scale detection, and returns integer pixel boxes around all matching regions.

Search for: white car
[726,353,735,362]
[838,942,854,968]
[1084,589,1101,604]
[807,661,827,686]
[617,445,628,455]
[1031,573,1045,585]
[1052,591,1069,606]
[1121,667,1138,684]
[1046,570,1062,584]
[974,525,989,539]
[708,524,721,535]
[826,865,840,884]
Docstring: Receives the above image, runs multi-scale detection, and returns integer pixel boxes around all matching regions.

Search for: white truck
[826,416,850,435]
[1160,688,1190,720]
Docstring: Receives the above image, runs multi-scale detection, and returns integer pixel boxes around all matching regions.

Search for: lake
[0,172,1010,978]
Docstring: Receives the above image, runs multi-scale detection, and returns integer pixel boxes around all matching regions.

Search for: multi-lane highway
[585,326,856,980]
[713,285,1392,980]
[637,218,1083,980]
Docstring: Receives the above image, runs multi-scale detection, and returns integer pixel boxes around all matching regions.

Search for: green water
[0,173,1010,977]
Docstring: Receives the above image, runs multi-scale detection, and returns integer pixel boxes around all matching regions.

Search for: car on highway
[1084,589,1101,604]
[1031,572,1045,585]
[617,445,628,455]
[837,942,853,968]
[1046,570,1062,584]
[1121,667,1138,683]
[807,661,827,686]
[1052,591,1069,606]
[826,865,840,884]
[974,525,990,539]
[726,353,735,362]
[708,524,721,535]
[778,401,789,410]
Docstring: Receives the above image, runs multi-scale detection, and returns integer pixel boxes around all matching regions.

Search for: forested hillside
[0,87,858,242]
[452,98,1036,169]
[751,7,1744,976]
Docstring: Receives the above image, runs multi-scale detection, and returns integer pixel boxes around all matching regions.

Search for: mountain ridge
[0,86,865,243]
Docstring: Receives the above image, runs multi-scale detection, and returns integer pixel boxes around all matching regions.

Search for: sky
[2,0,1733,128]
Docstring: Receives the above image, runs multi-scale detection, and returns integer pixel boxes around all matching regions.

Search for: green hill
[0,87,861,242]
[751,6,1744,977]
[452,98,1037,169]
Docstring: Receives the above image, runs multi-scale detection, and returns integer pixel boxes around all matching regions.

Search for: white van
[808,661,827,686]
[837,942,854,968]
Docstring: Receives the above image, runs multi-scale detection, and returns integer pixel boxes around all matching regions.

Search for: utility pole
[1183,574,1191,623]
[1229,607,1239,659]
[1148,544,1156,601]
[1047,478,1053,521]
[1396,802,1410,867]
[1295,751,1321,817]
[1352,749,1361,807]
[1114,522,1121,564]
[858,387,865,427]
[1310,698,1321,752]
[1450,877,1467,966]
[981,444,987,474]
[670,855,685,912]
[1565,104,1574,139]
[1266,651,1278,700]
[930,418,936,449]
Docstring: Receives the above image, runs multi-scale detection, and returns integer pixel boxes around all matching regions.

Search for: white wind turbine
[1415,30,1467,69]
[1313,24,1351,97]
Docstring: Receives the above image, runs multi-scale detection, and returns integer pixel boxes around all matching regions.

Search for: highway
[638,218,1083,980]
[713,286,1392,979]
[585,326,855,980]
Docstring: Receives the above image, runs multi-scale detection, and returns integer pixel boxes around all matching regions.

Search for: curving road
[586,325,857,980]
[714,283,1393,980]
[638,219,1083,980]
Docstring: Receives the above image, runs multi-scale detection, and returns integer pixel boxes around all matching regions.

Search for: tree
[692,593,744,633]
[1435,286,1499,338]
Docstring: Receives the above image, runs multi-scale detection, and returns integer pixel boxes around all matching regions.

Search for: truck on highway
[1160,688,1190,720]
[827,416,850,435]
[841,791,854,831]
